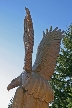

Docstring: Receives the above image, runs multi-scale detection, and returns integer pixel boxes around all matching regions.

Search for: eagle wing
[32,26,64,80]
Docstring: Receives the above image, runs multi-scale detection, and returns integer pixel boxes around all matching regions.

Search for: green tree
[8,97,13,108]
[50,24,72,108]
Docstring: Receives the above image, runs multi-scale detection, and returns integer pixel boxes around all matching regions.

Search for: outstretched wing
[23,7,34,72]
[32,26,64,80]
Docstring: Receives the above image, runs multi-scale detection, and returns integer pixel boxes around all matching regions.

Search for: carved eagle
[7,7,64,108]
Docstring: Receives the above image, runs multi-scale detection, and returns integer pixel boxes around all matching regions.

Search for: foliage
[50,24,72,108]
[8,97,14,108]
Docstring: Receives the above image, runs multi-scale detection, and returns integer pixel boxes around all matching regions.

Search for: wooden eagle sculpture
[7,7,64,108]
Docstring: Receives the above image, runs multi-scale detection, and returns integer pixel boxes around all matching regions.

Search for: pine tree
[50,24,72,108]
[8,97,13,108]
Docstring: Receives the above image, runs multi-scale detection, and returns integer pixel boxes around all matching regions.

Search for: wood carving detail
[7,7,64,108]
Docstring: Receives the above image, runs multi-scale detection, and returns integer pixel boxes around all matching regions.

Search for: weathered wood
[7,7,64,108]
[23,7,34,72]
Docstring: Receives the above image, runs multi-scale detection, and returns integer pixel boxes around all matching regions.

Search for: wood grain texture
[23,72,54,103]
[23,7,34,72]
[32,26,64,80]
[12,87,48,108]
[7,7,65,108]
[12,87,24,108]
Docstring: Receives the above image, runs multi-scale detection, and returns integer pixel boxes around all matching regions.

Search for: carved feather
[23,72,54,103]
[32,26,64,80]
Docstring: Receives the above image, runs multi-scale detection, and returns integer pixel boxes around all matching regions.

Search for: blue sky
[0,0,72,108]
